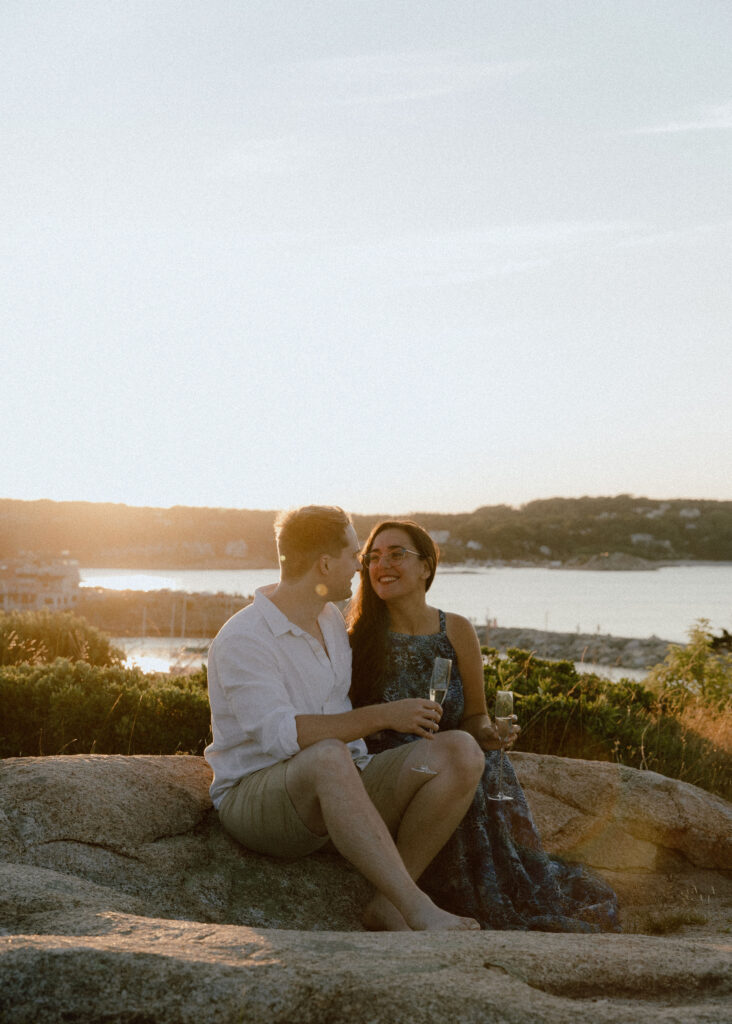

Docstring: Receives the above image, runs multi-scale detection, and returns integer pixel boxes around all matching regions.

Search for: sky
[2,1,731,516]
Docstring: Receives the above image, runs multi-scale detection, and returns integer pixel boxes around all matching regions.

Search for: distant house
[224,539,249,558]
[630,533,655,545]
[429,530,451,544]
[630,534,672,551]
[637,503,671,519]
[0,558,81,612]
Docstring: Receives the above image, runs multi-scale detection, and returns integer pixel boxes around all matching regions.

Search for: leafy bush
[0,610,124,668]
[0,659,211,757]
[2,609,729,803]
[645,620,732,711]
[483,646,731,801]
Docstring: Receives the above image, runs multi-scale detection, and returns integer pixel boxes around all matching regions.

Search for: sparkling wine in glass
[429,657,452,705]
[411,658,452,775]
[487,689,514,802]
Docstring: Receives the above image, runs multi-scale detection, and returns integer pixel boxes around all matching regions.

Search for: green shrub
[0,659,211,757]
[482,646,731,801]
[646,619,732,711]
[0,610,124,668]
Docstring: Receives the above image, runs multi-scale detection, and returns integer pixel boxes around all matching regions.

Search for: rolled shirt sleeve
[214,633,301,764]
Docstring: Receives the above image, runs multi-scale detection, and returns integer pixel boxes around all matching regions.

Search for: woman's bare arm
[445,612,518,751]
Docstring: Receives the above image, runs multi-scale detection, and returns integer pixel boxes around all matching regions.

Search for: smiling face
[366,527,431,603]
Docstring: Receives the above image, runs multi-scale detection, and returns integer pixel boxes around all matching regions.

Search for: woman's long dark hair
[347,520,439,706]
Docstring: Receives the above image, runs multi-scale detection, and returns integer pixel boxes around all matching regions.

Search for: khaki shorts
[218,743,415,860]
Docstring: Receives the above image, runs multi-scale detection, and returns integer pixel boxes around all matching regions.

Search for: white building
[0,559,81,612]
[429,530,451,544]
[224,539,249,558]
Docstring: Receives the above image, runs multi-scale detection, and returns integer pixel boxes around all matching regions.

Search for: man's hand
[382,698,443,738]
[461,713,520,752]
[295,698,442,749]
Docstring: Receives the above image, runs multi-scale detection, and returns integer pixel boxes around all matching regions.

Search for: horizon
[2,491,730,519]
[3,2,731,513]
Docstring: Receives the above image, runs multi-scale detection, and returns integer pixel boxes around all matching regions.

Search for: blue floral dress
[364,612,620,932]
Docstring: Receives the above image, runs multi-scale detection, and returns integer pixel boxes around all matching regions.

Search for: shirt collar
[254,584,321,639]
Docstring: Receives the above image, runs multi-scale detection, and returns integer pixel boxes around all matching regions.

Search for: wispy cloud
[625,101,732,135]
[335,221,640,289]
[612,220,732,251]
[286,51,538,107]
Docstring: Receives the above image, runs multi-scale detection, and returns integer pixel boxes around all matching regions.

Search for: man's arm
[212,621,443,757]
[296,698,443,749]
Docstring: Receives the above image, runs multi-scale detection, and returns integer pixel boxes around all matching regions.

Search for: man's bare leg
[284,739,481,931]
[363,731,485,930]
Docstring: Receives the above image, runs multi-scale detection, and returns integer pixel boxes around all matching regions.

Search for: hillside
[1,495,731,567]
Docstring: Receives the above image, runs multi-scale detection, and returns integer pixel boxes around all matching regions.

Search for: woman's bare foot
[408,902,481,931]
[363,894,411,931]
[395,892,480,931]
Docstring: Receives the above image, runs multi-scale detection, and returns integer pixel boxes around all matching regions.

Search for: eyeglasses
[360,547,422,568]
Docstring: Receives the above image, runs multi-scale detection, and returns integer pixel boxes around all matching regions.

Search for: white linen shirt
[204,584,369,808]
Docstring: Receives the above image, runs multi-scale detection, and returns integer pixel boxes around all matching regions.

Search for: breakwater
[76,587,678,673]
[485,626,675,670]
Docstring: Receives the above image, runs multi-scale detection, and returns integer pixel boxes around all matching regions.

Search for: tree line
[1,494,731,566]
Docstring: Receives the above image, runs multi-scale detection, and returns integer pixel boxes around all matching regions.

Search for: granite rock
[1,754,730,1023]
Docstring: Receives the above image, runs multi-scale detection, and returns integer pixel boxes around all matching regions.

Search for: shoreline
[114,625,670,678]
[483,626,674,671]
[78,557,732,572]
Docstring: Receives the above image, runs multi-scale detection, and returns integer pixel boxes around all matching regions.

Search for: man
[204,505,484,931]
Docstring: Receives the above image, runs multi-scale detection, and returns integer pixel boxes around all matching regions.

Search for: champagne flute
[487,689,514,802]
[429,657,452,704]
[411,658,452,775]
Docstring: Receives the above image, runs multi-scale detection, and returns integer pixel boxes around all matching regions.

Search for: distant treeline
[1,495,731,566]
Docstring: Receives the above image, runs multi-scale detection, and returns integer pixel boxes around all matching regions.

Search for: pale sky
[2,1,731,515]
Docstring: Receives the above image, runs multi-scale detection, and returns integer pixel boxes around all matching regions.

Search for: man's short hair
[274,505,352,581]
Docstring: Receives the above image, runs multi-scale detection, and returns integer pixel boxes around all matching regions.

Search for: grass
[630,910,710,935]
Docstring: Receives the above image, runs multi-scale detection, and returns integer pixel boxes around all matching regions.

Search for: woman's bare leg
[362,731,485,929]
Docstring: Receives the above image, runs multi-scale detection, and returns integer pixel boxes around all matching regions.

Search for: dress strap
[438,609,447,633]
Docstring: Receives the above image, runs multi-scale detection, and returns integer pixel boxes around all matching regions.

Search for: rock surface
[1,754,730,1023]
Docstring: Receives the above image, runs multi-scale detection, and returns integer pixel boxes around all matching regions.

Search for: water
[81,563,732,643]
[112,638,648,680]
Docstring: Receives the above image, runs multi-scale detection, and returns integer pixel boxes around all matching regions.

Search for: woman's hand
[461,713,520,752]
[382,698,443,738]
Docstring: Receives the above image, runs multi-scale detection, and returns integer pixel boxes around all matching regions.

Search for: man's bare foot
[363,894,411,931]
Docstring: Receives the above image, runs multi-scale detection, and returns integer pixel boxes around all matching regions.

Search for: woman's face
[367,527,430,602]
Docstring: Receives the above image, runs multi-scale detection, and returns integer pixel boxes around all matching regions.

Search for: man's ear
[318,553,330,575]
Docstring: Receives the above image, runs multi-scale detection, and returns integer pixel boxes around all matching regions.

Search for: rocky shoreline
[484,626,676,671]
[75,588,678,673]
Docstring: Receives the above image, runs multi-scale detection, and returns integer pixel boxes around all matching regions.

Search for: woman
[347,519,620,932]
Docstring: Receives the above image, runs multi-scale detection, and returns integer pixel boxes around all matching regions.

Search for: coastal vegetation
[483,621,731,800]
[2,494,732,566]
[1,611,729,801]
[0,659,210,758]
[0,609,124,667]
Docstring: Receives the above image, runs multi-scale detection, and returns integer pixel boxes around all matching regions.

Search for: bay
[80,563,732,644]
